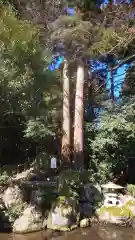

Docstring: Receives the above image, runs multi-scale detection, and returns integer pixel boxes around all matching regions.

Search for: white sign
[51,157,57,169]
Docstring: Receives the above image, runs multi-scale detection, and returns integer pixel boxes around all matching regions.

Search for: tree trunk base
[73,147,84,170]
[61,144,71,168]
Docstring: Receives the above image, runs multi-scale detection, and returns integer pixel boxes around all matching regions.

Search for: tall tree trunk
[61,59,71,167]
[73,60,85,169]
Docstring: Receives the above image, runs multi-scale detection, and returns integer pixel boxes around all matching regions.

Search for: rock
[128,206,135,216]
[124,199,135,215]
[80,202,93,218]
[80,218,90,228]
[79,184,101,218]
[3,185,22,208]
[119,194,135,205]
[80,184,102,203]
[0,210,12,232]
[46,197,79,231]
[13,205,43,233]
[97,205,133,226]
[12,168,34,181]
[0,198,5,210]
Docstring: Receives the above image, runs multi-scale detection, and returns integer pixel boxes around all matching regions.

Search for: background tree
[1,0,135,183]
[49,1,134,168]
[0,5,61,165]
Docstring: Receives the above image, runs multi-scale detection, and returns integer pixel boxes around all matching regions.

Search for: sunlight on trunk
[73,61,84,169]
[61,59,71,166]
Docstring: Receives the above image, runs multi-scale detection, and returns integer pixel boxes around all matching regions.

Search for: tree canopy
[1,0,135,184]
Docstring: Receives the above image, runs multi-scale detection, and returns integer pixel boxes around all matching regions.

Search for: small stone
[80,218,90,228]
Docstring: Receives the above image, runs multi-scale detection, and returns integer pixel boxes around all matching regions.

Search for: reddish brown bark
[61,60,71,167]
[73,60,85,169]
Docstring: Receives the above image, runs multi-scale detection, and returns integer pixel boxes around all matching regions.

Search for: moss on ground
[98,205,134,217]
[125,200,135,207]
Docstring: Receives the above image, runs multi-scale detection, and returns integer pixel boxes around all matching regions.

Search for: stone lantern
[101,182,124,206]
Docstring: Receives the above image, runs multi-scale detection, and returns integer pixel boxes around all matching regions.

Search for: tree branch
[111,54,135,70]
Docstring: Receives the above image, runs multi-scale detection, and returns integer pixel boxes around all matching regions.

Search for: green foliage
[41,186,57,209]
[84,122,112,184]
[0,171,9,185]
[122,62,135,97]
[58,171,80,199]
[1,0,135,175]
[0,4,61,152]
[0,6,36,113]
[7,201,27,222]
[85,99,135,182]
[58,170,96,199]
[50,4,133,60]
[127,184,135,198]
[0,5,38,114]
[24,118,55,140]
